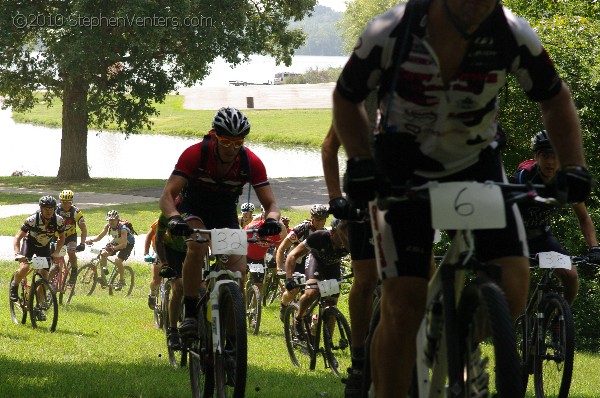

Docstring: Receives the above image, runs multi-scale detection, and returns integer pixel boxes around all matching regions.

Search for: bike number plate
[317,279,340,297]
[537,251,572,270]
[430,182,505,230]
[210,229,248,255]
[31,257,49,270]
[248,263,264,273]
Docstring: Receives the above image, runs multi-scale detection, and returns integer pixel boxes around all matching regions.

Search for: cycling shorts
[21,236,52,259]
[374,150,528,280]
[528,231,567,256]
[178,202,239,230]
[305,253,342,282]
[348,220,374,260]
[115,243,135,261]
[65,234,78,245]
[164,245,185,278]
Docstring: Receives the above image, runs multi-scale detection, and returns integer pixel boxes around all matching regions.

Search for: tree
[0,0,316,180]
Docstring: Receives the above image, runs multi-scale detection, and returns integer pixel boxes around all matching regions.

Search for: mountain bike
[182,227,260,398]
[76,245,135,296]
[283,272,353,377]
[9,256,59,332]
[515,252,590,398]
[245,262,263,335]
[364,181,554,397]
[49,243,84,305]
[261,246,285,306]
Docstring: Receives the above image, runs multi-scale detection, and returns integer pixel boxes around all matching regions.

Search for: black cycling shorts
[348,220,375,260]
[528,232,567,255]
[21,236,52,259]
[304,253,342,281]
[116,243,135,261]
[164,245,186,278]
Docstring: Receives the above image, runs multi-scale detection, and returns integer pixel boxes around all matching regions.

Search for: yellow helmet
[59,189,74,201]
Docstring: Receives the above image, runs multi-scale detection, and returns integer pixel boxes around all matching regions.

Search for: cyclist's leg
[148,261,162,308]
[166,246,185,347]
[65,235,78,280]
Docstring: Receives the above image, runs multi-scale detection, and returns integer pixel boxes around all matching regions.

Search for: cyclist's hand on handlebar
[329,197,351,219]
[343,158,377,204]
[167,215,189,236]
[586,246,600,264]
[104,245,115,254]
[550,165,594,204]
[76,243,86,252]
[14,254,26,262]
[258,218,281,236]
[285,278,298,291]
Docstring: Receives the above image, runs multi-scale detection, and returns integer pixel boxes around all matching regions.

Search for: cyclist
[333,1,593,396]
[280,215,291,231]
[144,219,162,309]
[85,210,135,291]
[509,130,600,304]
[238,202,255,228]
[284,218,349,340]
[276,204,329,321]
[154,212,188,350]
[322,124,377,396]
[10,196,66,303]
[159,106,281,338]
[55,189,87,284]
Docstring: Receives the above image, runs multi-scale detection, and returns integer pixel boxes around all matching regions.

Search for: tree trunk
[57,74,90,181]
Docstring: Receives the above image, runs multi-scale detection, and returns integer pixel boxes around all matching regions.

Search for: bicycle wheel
[515,311,533,392]
[162,283,171,334]
[214,282,247,398]
[533,293,574,398]
[246,283,261,335]
[64,260,78,304]
[29,277,59,332]
[283,302,313,369]
[262,271,282,307]
[77,263,98,296]
[154,282,167,330]
[457,278,523,398]
[9,274,28,325]
[108,265,135,296]
[322,306,352,377]
[190,297,215,398]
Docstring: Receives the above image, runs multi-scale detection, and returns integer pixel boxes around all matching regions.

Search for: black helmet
[39,195,57,207]
[531,130,554,153]
[212,107,251,138]
[310,204,329,218]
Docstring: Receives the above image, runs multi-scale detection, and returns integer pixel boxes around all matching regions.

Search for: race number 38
[210,229,248,255]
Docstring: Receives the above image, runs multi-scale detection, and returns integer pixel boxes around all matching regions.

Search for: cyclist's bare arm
[572,202,598,247]
[276,237,293,272]
[332,89,371,160]
[144,227,156,255]
[159,174,187,218]
[285,242,309,279]
[113,229,128,250]
[254,184,280,222]
[86,223,109,244]
[321,124,343,200]
[53,232,66,258]
[78,218,88,245]
[13,229,27,258]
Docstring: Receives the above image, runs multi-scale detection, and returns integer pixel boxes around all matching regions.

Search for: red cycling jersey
[245,219,282,261]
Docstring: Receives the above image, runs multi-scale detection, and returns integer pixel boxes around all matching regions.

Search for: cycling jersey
[173,131,270,209]
[56,205,84,238]
[108,222,135,245]
[285,220,320,266]
[245,219,282,261]
[21,211,66,247]
[304,230,349,281]
[337,1,561,179]
[156,213,187,253]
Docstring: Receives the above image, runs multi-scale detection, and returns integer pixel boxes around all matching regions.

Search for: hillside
[290,5,345,56]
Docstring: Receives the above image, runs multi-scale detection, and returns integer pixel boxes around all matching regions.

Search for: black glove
[343,158,377,205]
[587,246,600,265]
[258,218,281,236]
[285,278,298,291]
[329,197,351,220]
[76,243,86,252]
[159,264,176,278]
[167,215,189,236]
[552,166,594,204]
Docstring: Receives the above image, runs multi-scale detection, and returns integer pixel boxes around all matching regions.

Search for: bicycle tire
[533,292,574,398]
[108,265,135,296]
[154,282,166,330]
[190,297,214,398]
[245,283,261,335]
[9,274,28,325]
[283,302,313,369]
[322,306,352,378]
[162,283,171,334]
[515,311,533,392]
[457,277,523,398]
[262,272,282,307]
[214,282,247,398]
[61,259,76,305]
[29,277,59,332]
[77,263,98,296]
[362,285,381,398]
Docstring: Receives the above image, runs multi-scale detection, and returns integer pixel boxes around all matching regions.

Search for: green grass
[0,176,166,192]
[0,192,42,205]
[0,262,350,397]
[11,95,332,147]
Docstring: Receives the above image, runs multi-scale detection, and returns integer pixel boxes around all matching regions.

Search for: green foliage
[289,5,345,56]
[285,66,343,84]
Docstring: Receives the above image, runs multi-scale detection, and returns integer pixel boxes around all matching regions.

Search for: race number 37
[210,229,248,255]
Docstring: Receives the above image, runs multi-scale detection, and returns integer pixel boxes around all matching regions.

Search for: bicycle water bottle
[425,299,443,366]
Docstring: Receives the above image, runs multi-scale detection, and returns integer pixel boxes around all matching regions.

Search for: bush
[285,66,343,84]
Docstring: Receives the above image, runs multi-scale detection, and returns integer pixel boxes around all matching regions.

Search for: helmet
[59,189,74,201]
[531,130,553,153]
[240,202,255,213]
[310,204,329,218]
[39,195,57,207]
[330,217,343,231]
[280,215,290,223]
[212,107,251,137]
[105,210,119,220]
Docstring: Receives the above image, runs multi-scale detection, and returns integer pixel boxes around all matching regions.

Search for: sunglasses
[216,135,244,149]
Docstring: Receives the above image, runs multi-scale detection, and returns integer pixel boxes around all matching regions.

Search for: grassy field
[11,95,333,147]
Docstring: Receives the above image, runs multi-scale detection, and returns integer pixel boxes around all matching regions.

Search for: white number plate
[537,251,572,270]
[210,229,248,255]
[248,263,264,273]
[430,182,505,230]
[31,257,49,270]
[317,279,340,297]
